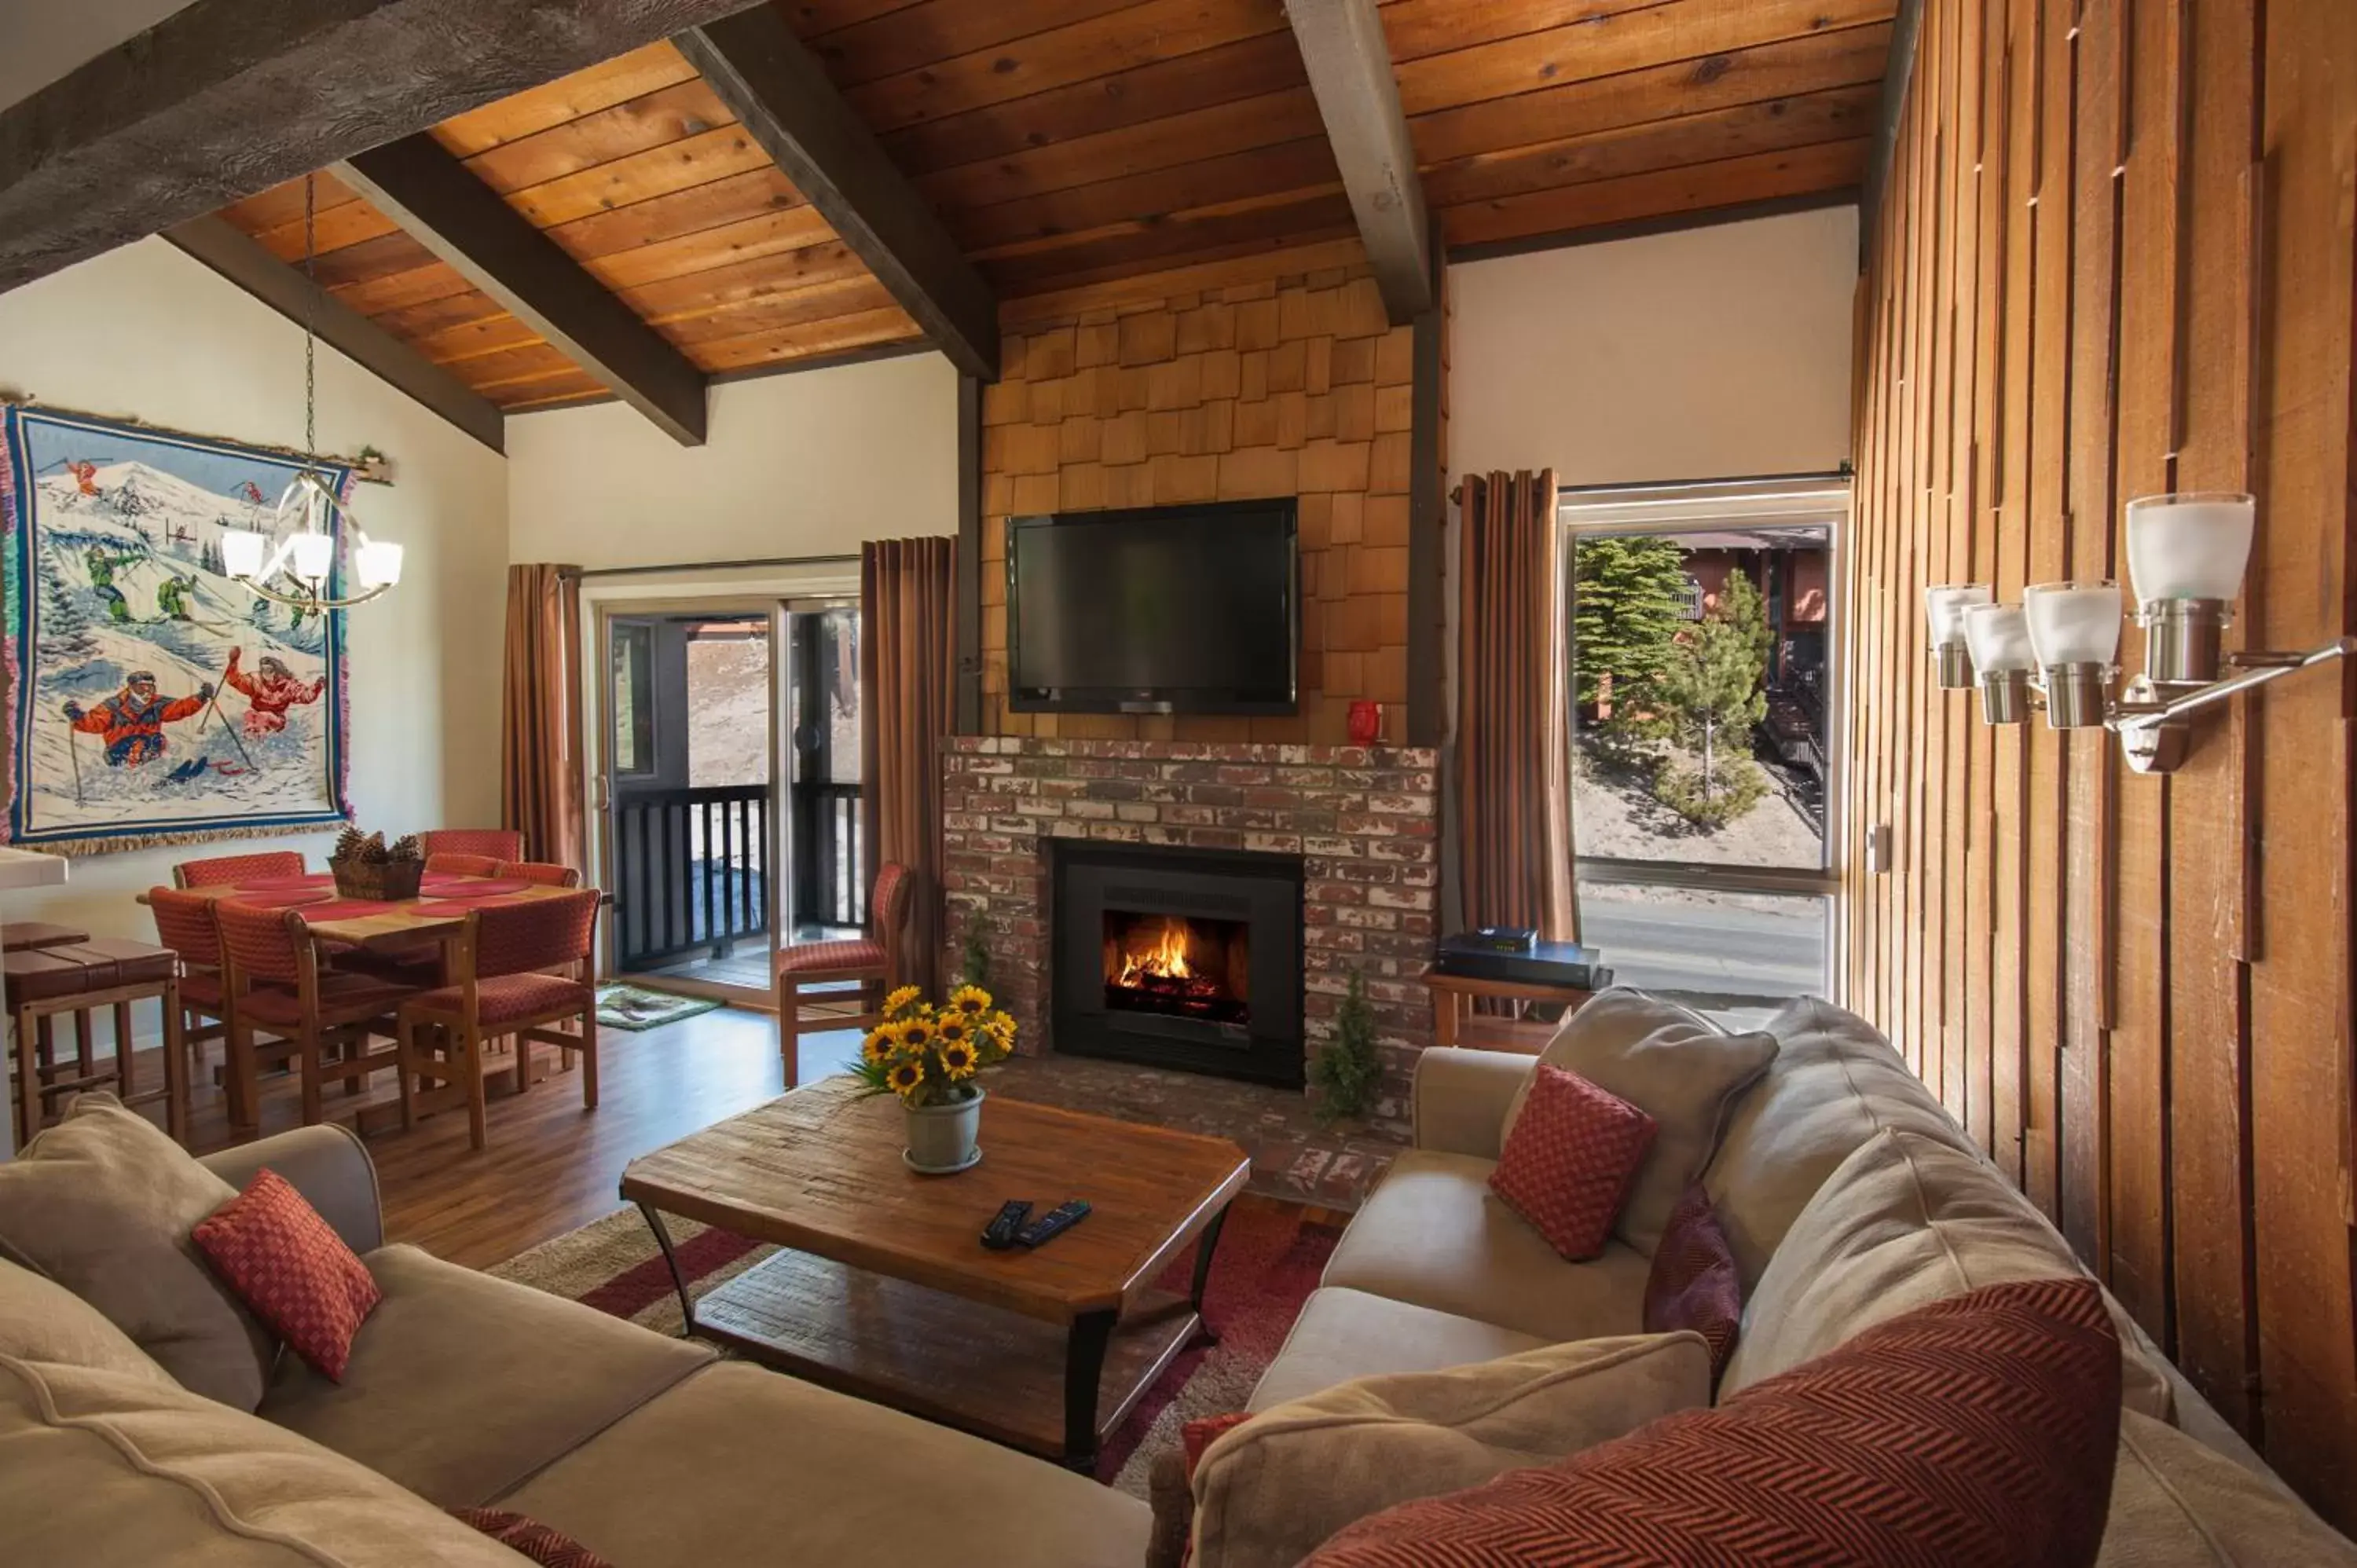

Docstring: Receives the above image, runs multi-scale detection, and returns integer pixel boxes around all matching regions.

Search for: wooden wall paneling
[1890,53,1921,1079]
[2247,0,2357,1506]
[2163,0,2262,1438]
[1925,0,1961,1123]
[1930,0,1970,1142]
[1967,0,2010,1179]
[2099,0,2179,1346]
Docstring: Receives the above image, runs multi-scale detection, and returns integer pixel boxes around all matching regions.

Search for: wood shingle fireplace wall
[942,737,1439,1138]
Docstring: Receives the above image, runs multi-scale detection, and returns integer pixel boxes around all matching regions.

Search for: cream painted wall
[505,351,961,569]
[1448,207,1857,486]
[0,237,510,947]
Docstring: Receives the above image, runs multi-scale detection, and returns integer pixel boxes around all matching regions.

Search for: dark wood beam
[336,138,709,445]
[162,214,505,454]
[1288,0,1433,324]
[676,9,999,383]
[955,375,984,734]
[0,0,770,295]
[1406,236,1446,749]
[1859,0,1926,262]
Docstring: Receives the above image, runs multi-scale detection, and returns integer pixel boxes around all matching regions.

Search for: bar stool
[4,921,91,1087]
[6,938,185,1147]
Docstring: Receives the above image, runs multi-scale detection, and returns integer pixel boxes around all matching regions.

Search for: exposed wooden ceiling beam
[1287,0,1433,323]
[336,139,709,445]
[0,0,769,295]
[676,9,999,382]
[162,214,506,454]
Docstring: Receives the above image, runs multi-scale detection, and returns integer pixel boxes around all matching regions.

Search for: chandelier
[220,174,402,610]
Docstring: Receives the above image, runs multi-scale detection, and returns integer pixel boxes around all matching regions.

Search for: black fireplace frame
[1050,841,1305,1088]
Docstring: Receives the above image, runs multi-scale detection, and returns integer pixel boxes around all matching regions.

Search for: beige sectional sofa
[6,991,2352,1565]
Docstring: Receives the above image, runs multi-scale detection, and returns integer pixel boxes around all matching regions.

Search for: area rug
[594,984,720,1031]
[489,1201,1341,1497]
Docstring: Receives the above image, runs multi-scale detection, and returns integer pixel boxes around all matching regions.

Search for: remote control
[981,1200,1032,1251]
[1016,1199,1091,1248]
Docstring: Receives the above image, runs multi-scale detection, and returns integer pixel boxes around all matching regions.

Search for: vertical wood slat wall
[1843,0,2357,1525]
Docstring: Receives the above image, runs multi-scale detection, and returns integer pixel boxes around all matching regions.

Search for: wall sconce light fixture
[1927,493,2355,773]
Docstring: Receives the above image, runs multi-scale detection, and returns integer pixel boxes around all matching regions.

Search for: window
[1563,478,1847,1004]
[610,622,654,779]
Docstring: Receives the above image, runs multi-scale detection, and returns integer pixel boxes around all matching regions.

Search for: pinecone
[332,825,367,864]
[387,833,422,863]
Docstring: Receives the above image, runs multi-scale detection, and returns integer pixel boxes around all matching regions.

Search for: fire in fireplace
[1103,912,1250,1026]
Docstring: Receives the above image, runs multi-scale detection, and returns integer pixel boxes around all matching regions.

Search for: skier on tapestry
[64,670,214,768]
[1,406,354,852]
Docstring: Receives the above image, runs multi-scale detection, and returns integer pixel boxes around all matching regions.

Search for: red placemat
[295,899,409,922]
[416,879,530,902]
[233,888,339,909]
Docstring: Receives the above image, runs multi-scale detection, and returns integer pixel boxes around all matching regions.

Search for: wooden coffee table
[619,1076,1252,1470]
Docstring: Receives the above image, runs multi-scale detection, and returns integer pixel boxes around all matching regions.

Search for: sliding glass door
[1561,478,1848,1013]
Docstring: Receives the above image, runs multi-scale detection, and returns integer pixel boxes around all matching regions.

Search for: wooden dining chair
[147,886,242,1117]
[174,850,304,889]
[773,861,913,1090]
[211,900,418,1137]
[396,889,601,1151]
[420,829,526,863]
[497,860,581,888]
[424,852,504,878]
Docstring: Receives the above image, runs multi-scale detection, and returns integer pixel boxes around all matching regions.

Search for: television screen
[1009,500,1298,713]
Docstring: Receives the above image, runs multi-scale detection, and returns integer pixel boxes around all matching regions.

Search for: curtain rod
[566,552,861,581]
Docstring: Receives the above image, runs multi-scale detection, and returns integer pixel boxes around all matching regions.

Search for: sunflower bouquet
[854,983,1018,1108]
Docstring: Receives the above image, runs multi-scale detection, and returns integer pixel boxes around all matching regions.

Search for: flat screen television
[1007,500,1299,714]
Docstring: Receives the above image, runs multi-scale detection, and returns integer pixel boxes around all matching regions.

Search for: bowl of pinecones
[329,827,426,901]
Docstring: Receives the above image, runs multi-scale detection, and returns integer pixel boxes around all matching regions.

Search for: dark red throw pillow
[1643,1182,1743,1384]
[452,1509,615,1568]
[192,1167,380,1381]
[1488,1065,1657,1261]
[1306,1277,2124,1568]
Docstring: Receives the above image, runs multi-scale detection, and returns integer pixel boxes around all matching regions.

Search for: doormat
[596,984,721,1032]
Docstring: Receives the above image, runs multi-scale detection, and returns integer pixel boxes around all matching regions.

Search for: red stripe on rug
[580,1225,765,1321]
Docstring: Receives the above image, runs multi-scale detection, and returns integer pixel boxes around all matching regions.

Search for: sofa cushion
[1306,1277,2123,1568]
[1508,988,1779,1252]
[1721,1127,2175,1422]
[1700,994,1980,1288]
[0,1255,176,1386]
[1194,1333,1710,1568]
[195,1169,383,1382]
[497,1361,1151,1568]
[1321,1150,1652,1343]
[1641,1184,1743,1383]
[1250,1288,1554,1412]
[258,1244,714,1509]
[0,1350,533,1566]
[2096,1411,2357,1565]
[1487,1065,1655,1261]
[0,1094,275,1410]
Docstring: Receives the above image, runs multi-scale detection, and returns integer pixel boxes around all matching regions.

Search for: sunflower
[886,1057,926,1096]
[860,1023,900,1064]
[948,984,994,1015]
[884,984,923,1018]
[899,1014,935,1050]
[935,1014,970,1046]
[939,1038,981,1079]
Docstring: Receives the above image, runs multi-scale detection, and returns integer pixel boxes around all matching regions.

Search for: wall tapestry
[0,405,352,854]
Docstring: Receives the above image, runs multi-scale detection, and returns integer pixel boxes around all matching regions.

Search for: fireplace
[1053,841,1303,1088]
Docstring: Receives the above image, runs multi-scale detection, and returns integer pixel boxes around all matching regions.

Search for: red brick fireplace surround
[941,737,1441,1138]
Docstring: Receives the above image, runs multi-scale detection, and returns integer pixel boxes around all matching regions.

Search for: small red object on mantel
[1347,701,1384,746]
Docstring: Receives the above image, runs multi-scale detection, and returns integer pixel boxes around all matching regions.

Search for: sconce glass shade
[1923,584,1993,649]
[1963,603,2035,672]
[288,530,335,584]
[2024,581,2124,667]
[354,539,404,590]
[2126,492,2253,604]
[219,529,266,581]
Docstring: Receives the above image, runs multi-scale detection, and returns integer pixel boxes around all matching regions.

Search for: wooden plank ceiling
[216,0,1891,412]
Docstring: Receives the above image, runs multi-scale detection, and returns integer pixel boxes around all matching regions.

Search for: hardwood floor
[167,1006,862,1269]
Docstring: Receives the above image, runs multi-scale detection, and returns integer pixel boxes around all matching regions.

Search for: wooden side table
[6,940,185,1146]
[1426,971,1596,1054]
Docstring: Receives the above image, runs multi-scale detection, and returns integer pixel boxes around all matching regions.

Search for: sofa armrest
[199,1124,384,1255]
[1412,1048,1535,1160]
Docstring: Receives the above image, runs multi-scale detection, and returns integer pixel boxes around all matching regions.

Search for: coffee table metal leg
[1063,1308,1118,1473]
[637,1203,698,1337]
[1187,1201,1233,1346]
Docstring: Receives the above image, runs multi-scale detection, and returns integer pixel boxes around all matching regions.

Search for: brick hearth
[942,737,1440,1139]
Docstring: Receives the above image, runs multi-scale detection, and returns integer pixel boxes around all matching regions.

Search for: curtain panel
[1454,471,1578,943]
[861,537,957,993]
[500,563,586,872]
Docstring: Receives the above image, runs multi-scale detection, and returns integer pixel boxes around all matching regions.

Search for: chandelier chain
[302,174,318,461]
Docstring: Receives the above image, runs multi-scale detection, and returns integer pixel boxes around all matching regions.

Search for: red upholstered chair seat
[775,937,887,975]
[409,972,592,1028]
[178,972,224,1011]
[237,974,416,1029]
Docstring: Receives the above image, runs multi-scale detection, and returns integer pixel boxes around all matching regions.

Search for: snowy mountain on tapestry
[1,407,351,853]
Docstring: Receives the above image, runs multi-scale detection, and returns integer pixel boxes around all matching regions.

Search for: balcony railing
[796,780,865,931]
[614,785,770,971]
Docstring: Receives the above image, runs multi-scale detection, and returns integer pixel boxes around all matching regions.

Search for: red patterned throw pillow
[192,1168,381,1381]
[1643,1182,1743,1383]
[452,1509,615,1568]
[1488,1065,1657,1261]
[1305,1277,2124,1568]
